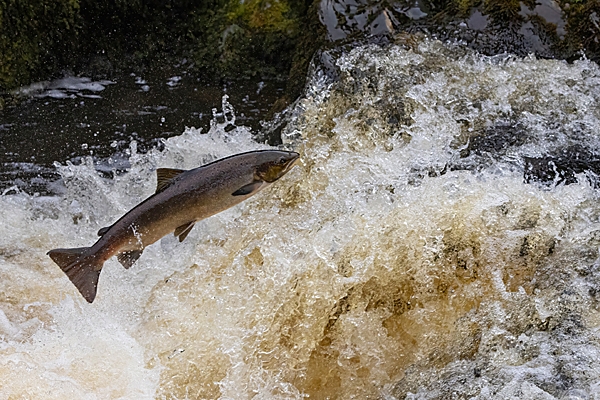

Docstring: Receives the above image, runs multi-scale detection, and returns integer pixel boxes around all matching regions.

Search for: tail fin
[47,247,102,303]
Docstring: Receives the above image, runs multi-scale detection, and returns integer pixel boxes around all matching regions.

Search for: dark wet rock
[3,0,600,115]
[321,0,600,63]
[524,146,600,187]
[445,122,530,174]
[451,122,600,188]
[462,123,528,158]
[0,0,320,97]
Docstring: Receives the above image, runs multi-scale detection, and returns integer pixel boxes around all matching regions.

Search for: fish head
[254,151,300,183]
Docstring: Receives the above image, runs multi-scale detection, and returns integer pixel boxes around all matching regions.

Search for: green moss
[0,0,81,91]
[4,0,600,99]
[0,0,322,111]
[447,0,483,18]
[227,0,294,32]
[278,0,325,108]
[560,0,600,62]
[482,0,523,21]
[205,0,306,79]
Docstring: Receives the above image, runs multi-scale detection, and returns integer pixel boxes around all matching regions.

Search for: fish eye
[278,157,287,164]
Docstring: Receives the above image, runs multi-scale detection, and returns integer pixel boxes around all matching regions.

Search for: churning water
[3,36,600,399]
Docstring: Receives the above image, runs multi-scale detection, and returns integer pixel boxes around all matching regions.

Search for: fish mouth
[283,152,300,173]
[289,151,300,164]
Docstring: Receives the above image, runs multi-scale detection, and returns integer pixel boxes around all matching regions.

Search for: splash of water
[2,37,600,399]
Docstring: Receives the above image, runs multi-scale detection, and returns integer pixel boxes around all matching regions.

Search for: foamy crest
[2,37,600,399]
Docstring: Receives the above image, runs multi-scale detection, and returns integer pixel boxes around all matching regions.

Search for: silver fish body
[48,150,299,302]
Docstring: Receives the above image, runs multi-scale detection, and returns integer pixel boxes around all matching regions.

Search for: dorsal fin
[156,168,186,193]
[98,226,110,236]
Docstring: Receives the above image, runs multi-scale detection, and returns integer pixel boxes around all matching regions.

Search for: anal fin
[174,221,195,242]
[117,250,143,269]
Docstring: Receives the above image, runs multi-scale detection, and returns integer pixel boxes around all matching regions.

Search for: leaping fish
[48,150,300,303]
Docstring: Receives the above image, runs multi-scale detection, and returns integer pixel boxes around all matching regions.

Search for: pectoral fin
[117,250,143,269]
[232,181,263,196]
[156,168,187,193]
[174,221,195,242]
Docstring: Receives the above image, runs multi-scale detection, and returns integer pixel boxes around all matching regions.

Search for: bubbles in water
[3,37,600,398]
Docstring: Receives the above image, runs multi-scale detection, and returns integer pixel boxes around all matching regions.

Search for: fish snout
[286,151,300,168]
[257,151,301,182]
[277,151,300,178]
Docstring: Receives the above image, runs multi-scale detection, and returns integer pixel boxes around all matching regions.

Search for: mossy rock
[7,0,598,113]
[0,0,81,91]
[0,0,320,104]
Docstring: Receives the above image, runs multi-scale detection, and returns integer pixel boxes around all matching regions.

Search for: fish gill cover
[2,36,600,398]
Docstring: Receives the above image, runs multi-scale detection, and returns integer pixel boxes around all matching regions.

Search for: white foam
[2,37,600,398]
[14,76,116,99]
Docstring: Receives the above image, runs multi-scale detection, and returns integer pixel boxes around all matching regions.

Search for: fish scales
[48,150,300,303]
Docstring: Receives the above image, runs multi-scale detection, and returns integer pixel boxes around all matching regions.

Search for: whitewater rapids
[2,37,600,399]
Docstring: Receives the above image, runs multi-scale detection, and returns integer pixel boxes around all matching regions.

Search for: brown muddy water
[2,0,600,396]
[2,35,600,398]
